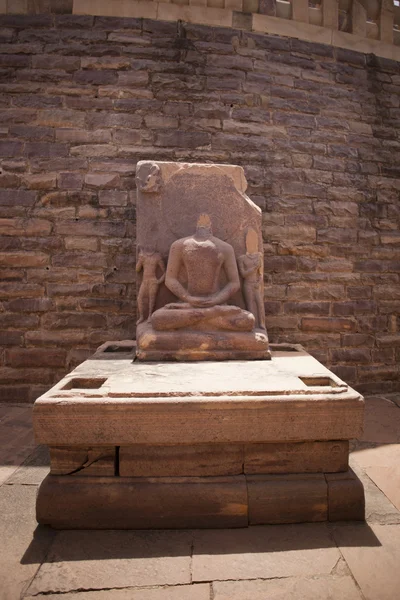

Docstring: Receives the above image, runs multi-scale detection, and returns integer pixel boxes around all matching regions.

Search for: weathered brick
[331,348,371,364]
[5,297,54,312]
[331,365,357,382]
[155,131,211,148]
[0,141,23,157]
[0,330,23,346]
[22,173,57,190]
[5,348,66,368]
[317,228,357,244]
[280,182,323,198]
[265,316,299,330]
[25,142,68,158]
[70,144,118,158]
[284,302,330,315]
[35,109,85,128]
[0,252,49,267]
[0,190,36,208]
[55,129,111,143]
[312,285,345,300]
[54,15,94,28]
[0,282,44,298]
[347,286,372,299]
[266,256,297,272]
[263,225,316,244]
[52,252,108,268]
[93,16,142,30]
[0,312,39,328]
[342,333,375,347]
[56,220,125,237]
[376,335,400,348]
[64,236,98,251]
[32,55,80,71]
[42,312,107,329]
[75,70,118,85]
[301,318,356,332]
[57,172,83,190]
[84,173,120,189]
[98,191,128,206]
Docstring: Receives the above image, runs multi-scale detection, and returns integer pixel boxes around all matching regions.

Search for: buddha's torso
[182,237,224,296]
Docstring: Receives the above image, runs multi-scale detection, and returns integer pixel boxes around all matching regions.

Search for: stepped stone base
[33,341,365,529]
[136,322,271,361]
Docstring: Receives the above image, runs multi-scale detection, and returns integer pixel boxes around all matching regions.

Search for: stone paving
[1,394,400,600]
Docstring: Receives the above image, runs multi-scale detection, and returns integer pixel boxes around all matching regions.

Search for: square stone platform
[33,342,365,529]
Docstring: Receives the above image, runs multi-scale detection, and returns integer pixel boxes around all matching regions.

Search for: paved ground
[1,394,400,600]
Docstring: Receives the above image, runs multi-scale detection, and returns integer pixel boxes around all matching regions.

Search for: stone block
[33,354,364,447]
[5,348,66,368]
[157,3,233,27]
[49,446,115,476]
[326,469,365,521]
[213,575,362,599]
[244,441,349,474]
[73,0,157,18]
[247,473,328,524]
[36,474,248,529]
[119,444,243,477]
[292,0,309,23]
[301,317,356,332]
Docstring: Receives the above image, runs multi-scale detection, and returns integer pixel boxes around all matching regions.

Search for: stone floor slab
[24,583,210,600]
[6,445,49,486]
[212,574,363,599]
[0,485,55,600]
[366,465,400,512]
[360,396,400,444]
[26,530,192,596]
[352,443,400,511]
[191,524,340,582]
[350,459,400,525]
[0,405,36,485]
[332,523,400,600]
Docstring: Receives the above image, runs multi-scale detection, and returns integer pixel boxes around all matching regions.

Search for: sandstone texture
[32,342,365,528]
[0,15,399,399]
[4,398,400,598]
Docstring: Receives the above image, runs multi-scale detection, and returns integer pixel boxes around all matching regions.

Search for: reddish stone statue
[136,248,165,324]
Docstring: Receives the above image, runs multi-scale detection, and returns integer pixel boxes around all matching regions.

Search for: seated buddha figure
[151,214,255,332]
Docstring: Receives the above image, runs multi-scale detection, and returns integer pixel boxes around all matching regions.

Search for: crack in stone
[28,582,208,597]
[62,454,105,476]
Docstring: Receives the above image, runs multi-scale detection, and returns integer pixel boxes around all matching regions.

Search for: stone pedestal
[33,342,365,529]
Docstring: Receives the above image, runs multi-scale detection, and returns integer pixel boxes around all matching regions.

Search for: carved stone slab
[135,161,269,361]
[33,342,365,529]
[33,345,364,446]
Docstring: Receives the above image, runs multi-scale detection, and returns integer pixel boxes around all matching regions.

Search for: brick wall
[0,13,399,402]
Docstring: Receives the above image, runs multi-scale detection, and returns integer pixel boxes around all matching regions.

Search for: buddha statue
[150,214,255,333]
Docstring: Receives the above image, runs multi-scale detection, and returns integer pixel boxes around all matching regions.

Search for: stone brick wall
[0,13,399,402]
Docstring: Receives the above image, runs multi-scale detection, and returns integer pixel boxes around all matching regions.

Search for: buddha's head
[196,213,213,236]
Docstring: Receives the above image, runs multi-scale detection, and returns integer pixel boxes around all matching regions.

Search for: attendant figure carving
[136,248,165,324]
[238,228,265,330]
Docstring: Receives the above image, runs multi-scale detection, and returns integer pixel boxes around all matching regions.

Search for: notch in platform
[62,378,107,390]
[103,344,135,353]
[300,377,338,387]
